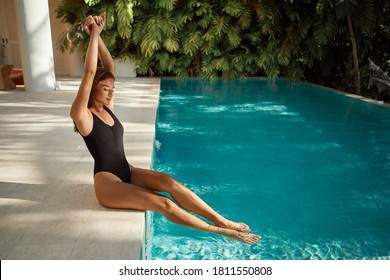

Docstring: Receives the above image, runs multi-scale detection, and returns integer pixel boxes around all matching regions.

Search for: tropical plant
[342,0,376,95]
[364,0,390,71]
[55,0,388,100]
[307,0,376,94]
[56,0,136,60]
[132,0,261,79]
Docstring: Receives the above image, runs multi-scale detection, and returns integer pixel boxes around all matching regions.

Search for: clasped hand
[84,13,106,35]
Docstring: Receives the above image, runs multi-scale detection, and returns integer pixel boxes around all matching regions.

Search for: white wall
[1,0,80,76]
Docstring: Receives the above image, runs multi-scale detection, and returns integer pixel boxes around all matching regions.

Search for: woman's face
[93,78,115,106]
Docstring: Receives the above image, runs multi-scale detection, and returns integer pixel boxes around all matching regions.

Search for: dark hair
[73,67,115,133]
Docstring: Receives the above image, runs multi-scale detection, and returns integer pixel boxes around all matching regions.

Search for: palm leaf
[182,31,202,56]
[212,15,229,37]
[202,29,215,42]
[132,20,147,44]
[101,29,118,50]
[222,0,244,17]
[202,41,215,55]
[313,14,338,44]
[84,0,101,6]
[174,67,189,78]
[238,7,251,30]
[141,36,161,57]
[227,26,241,48]
[146,15,164,41]
[115,0,134,39]
[155,0,178,11]
[352,0,375,33]
[156,51,170,70]
[100,3,116,30]
[277,45,291,66]
[164,37,179,52]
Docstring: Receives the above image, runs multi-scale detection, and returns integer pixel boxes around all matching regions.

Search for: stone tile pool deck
[0,77,160,259]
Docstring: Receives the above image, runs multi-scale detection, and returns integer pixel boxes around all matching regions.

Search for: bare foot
[229,231,261,244]
[216,220,251,232]
[234,222,251,232]
[212,226,261,244]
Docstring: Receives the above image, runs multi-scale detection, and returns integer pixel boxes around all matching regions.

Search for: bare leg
[94,172,261,244]
[131,167,251,232]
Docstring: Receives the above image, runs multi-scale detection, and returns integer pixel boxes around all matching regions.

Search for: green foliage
[155,0,178,11]
[56,0,389,95]
[313,14,338,44]
[84,0,101,6]
[56,0,135,58]
[115,0,134,39]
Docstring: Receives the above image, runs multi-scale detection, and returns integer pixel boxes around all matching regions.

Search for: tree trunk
[347,14,361,95]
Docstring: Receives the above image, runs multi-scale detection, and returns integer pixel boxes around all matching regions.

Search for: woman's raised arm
[98,36,115,75]
[70,15,104,136]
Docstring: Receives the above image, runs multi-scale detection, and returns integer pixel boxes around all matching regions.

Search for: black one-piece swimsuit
[82,106,131,183]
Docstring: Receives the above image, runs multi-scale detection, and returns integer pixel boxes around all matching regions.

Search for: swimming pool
[146,78,390,260]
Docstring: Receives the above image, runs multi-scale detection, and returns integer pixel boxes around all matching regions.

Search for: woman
[70,13,261,244]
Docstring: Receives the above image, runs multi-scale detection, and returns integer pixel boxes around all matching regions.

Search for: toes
[240,233,261,244]
[247,234,261,244]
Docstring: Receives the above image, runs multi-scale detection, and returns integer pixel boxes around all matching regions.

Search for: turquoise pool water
[146,78,390,260]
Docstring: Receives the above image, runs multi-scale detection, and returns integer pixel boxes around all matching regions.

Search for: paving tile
[0,77,160,259]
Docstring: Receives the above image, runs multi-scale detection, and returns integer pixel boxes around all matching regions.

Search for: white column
[14,0,56,92]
